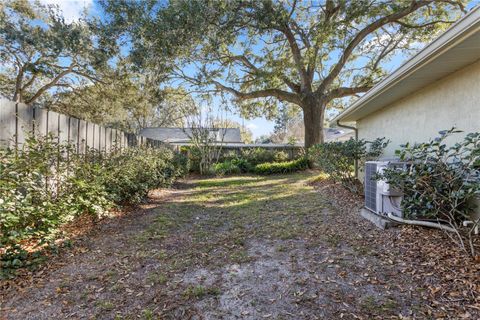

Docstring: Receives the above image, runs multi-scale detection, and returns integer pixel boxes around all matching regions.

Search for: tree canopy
[0,0,113,104]
[101,0,466,146]
[52,67,195,133]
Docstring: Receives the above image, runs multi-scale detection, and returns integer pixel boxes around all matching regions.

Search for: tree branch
[280,23,310,91]
[25,64,76,105]
[317,0,437,95]
[21,73,38,91]
[212,80,302,106]
[219,54,302,93]
[71,70,105,84]
[395,19,455,29]
[327,86,372,100]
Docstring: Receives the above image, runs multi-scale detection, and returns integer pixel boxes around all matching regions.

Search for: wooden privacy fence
[0,98,166,151]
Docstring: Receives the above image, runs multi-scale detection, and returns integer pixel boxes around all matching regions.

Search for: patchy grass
[359,295,399,315]
[2,172,476,319]
[183,285,221,299]
[146,271,167,285]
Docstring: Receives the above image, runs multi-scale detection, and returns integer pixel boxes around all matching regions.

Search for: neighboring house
[139,127,243,145]
[324,127,354,142]
[333,7,480,160]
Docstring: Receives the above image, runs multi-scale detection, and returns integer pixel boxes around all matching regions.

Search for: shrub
[100,147,187,204]
[309,138,388,193]
[183,145,202,173]
[273,151,289,162]
[213,160,241,176]
[65,154,112,218]
[231,158,254,173]
[222,150,240,161]
[241,148,289,165]
[173,152,190,177]
[0,135,76,250]
[254,157,309,175]
[378,129,480,256]
[0,135,188,275]
[188,147,296,174]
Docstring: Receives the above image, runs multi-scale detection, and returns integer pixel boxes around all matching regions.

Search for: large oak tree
[0,0,112,105]
[102,0,466,147]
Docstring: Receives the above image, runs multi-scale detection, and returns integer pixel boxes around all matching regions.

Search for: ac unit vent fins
[365,162,378,212]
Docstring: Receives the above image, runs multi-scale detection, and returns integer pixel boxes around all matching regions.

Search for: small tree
[183,105,229,175]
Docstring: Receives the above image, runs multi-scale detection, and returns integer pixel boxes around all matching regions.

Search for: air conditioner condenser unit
[364,161,405,217]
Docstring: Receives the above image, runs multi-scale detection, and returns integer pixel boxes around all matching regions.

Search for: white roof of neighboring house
[139,127,242,143]
[333,6,480,123]
[324,128,354,142]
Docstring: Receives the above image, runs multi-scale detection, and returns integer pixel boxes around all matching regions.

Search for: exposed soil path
[1,173,478,319]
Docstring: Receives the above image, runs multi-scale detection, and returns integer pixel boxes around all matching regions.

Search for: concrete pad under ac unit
[359,208,399,230]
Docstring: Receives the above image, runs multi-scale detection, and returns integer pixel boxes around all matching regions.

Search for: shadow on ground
[0,172,439,319]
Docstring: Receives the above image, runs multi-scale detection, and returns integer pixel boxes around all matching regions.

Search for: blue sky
[40,0,479,139]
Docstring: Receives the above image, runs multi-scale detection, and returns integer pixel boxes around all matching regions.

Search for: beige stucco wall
[357,59,480,217]
[357,58,480,158]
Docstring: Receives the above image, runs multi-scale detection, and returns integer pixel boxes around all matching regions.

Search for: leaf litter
[0,173,478,319]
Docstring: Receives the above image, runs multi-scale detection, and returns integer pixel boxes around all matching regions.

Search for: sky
[37,0,271,138]
[39,0,95,22]
[37,0,479,139]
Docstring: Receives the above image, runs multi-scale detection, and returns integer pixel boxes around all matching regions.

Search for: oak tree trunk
[303,98,325,148]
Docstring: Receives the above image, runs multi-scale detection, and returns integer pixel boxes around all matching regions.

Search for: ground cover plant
[378,129,480,256]
[0,134,188,278]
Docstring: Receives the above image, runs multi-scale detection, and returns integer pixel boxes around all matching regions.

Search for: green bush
[173,152,190,177]
[222,150,240,161]
[185,146,296,174]
[231,158,254,173]
[213,160,241,176]
[254,157,309,175]
[378,129,480,256]
[241,148,290,165]
[0,134,188,274]
[308,138,388,193]
[181,145,202,173]
[0,135,77,250]
[273,151,289,162]
[100,147,187,204]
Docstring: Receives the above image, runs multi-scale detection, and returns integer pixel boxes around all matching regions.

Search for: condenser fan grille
[365,162,377,212]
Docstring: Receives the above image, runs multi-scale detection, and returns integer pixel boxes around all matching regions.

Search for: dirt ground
[1,172,479,319]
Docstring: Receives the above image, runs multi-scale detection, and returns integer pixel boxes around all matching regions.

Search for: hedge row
[254,157,309,175]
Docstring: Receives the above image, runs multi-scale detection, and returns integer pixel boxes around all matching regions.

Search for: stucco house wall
[356,59,480,218]
[357,58,480,158]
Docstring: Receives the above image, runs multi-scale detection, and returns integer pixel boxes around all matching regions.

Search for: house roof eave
[332,6,480,124]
